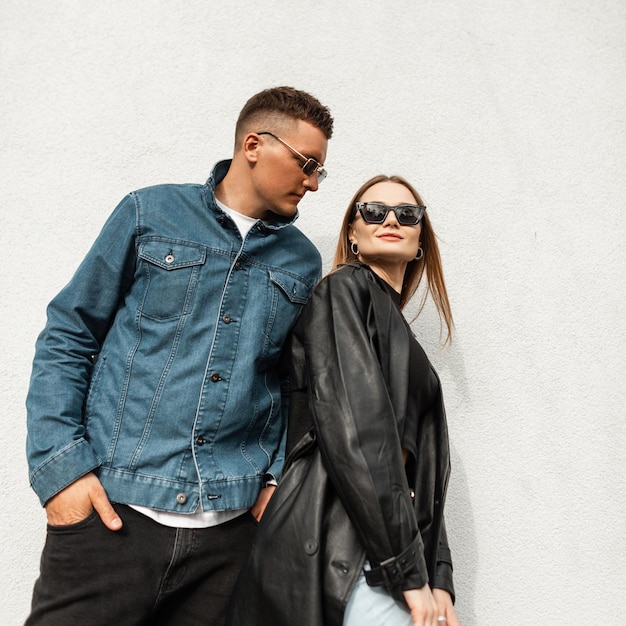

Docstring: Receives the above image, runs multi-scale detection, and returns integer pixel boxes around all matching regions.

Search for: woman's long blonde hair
[332,174,454,343]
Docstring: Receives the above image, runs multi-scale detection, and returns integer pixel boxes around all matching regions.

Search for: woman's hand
[250,484,276,522]
[432,588,460,626]
[402,585,440,625]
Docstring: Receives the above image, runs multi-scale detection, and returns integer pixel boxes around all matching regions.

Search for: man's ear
[242,132,261,164]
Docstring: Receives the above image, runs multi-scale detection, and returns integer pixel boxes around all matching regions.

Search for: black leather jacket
[227,264,454,626]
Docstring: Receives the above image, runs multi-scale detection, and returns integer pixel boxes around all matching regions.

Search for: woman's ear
[348,223,357,244]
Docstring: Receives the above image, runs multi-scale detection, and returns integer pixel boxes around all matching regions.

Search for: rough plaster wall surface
[2,1,624,624]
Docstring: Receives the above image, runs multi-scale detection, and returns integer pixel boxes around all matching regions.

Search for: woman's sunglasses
[355,202,426,226]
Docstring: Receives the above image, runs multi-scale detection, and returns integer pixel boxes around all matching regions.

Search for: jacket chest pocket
[264,269,312,348]
[137,240,207,320]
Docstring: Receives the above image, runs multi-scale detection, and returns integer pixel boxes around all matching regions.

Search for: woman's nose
[382,210,400,226]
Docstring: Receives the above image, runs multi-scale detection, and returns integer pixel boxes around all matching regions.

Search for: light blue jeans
[343,568,413,626]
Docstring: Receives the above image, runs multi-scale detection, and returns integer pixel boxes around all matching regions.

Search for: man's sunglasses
[355,202,426,226]
[257,131,327,183]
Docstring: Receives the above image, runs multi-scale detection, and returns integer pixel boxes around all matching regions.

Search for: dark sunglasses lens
[395,205,421,225]
[360,204,387,223]
[302,159,319,176]
[302,159,326,183]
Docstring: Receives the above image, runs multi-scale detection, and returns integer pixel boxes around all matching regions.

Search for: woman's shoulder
[308,264,388,317]
[312,264,366,297]
[319,262,376,289]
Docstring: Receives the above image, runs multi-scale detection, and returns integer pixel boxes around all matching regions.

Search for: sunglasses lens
[395,205,421,225]
[302,160,317,175]
[360,203,387,223]
[302,159,327,183]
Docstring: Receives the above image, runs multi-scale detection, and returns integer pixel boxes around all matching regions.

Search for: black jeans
[26,504,257,626]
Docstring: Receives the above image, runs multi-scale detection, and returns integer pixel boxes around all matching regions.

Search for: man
[25,86,333,625]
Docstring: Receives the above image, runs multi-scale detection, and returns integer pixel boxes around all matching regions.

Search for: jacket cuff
[363,535,428,593]
[29,438,100,505]
[432,548,455,603]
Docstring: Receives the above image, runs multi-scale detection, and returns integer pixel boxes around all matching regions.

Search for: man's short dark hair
[235,86,333,146]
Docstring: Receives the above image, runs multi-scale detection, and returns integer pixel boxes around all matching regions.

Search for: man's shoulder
[281,224,317,246]
[277,226,321,265]
[125,182,210,217]
[130,181,205,198]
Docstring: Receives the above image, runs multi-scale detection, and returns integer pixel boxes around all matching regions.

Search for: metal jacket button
[210,373,221,382]
[176,493,187,504]
[196,436,207,445]
[304,539,318,555]
[223,315,232,324]
[165,254,174,264]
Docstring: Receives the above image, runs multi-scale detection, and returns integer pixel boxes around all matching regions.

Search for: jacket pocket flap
[269,270,311,304]
[138,240,207,270]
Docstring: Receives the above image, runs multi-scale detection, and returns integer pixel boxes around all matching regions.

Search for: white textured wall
[2,2,625,624]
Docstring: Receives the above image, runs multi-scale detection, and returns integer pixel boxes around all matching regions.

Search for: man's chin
[267,203,299,219]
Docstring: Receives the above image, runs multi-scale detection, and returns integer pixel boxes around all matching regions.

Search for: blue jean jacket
[26,160,322,513]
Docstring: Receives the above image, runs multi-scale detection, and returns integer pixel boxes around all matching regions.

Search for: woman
[227,175,459,626]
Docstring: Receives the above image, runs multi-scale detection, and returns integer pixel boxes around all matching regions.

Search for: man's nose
[304,172,319,192]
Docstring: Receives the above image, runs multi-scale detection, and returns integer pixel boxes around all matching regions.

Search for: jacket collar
[204,160,300,231]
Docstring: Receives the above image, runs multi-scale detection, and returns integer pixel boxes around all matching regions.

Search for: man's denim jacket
[26,160,322,513]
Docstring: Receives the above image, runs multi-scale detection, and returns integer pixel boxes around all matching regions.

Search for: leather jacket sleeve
[294,268,429,593]
[433,518,455,602]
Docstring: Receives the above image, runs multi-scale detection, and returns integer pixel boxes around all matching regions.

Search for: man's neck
[215,159,266,219]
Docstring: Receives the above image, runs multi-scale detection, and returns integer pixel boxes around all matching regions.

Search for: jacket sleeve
[432,517,455,601]
[297,269,429,593]
[265,346,291,482]
[26,194,138,505]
